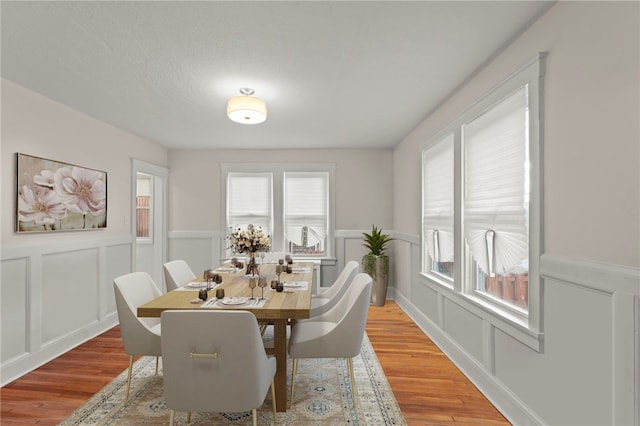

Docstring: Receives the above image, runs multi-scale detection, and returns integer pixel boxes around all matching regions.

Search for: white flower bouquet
[228,224,271,254]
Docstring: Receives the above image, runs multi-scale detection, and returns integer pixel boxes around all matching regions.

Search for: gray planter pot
[361,254,389,306]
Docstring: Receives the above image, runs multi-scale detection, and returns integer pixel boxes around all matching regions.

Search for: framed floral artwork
[16,153,107,232]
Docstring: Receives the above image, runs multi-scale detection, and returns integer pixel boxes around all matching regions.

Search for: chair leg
[125,355,134,400]
[290,358,298,409]
[155,356,159,375]
[347,357,358,402]
[271,378,277,424]
[169,409,175,426]
[186,412,191,425]
[252,408,257,426]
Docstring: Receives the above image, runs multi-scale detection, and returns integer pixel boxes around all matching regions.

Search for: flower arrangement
[228,224,271,254]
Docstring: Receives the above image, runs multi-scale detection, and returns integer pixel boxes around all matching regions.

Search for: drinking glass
[258,277,268,300]
[248,277,257,300]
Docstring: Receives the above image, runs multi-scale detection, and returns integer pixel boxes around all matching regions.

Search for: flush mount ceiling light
[226,88,267,124]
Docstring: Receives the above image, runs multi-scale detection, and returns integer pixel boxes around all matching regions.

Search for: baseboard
[1,315,118,386]
[394,291,544,425]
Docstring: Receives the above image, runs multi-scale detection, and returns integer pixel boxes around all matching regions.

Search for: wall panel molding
[1,234,133,386]
[395,249,640,425]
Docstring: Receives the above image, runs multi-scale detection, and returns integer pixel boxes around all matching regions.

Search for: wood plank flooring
[1,301,509,425]
[367,302,509,425]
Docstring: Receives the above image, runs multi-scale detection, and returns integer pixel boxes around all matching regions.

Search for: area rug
[60,333,405,425]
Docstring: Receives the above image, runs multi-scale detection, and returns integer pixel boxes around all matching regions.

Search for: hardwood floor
[1,301,509,425]
[367,302,509,425]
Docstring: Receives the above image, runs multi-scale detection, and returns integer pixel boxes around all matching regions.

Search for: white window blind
[284,172,328,253]
[423,134,455,270]
[227,172,273,236]
[463,86,529,277]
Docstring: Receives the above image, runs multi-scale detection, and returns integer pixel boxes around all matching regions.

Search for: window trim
[419,53,545,346]
[221,163,336,258]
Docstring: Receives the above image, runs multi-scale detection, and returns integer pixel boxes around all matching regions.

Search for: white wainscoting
[1,234,134,386]
[391,231,640,426]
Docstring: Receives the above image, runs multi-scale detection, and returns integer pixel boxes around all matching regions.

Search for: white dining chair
[161,310,277,426]
[113,272,163,400]
[288,273,372,408]
[310,260,359,317]
[163,259,196,292]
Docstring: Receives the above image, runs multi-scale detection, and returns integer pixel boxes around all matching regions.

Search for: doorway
[132,160,168,289]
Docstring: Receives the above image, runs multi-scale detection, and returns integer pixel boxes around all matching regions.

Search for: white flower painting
[16,153,107,232]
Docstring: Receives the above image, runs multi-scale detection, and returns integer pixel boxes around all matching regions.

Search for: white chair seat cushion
[288,321,339,358]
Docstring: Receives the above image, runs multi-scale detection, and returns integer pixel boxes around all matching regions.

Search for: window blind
[463,86,529,275]
[423,134,454,263]
[283,172,328,248]
[227,172,273,236]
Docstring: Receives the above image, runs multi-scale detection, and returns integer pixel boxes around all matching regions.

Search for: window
[463,87,529,311]
[284,172,329,255]
[422,133,454,281]
[420,54,544,328]
[227,172,273,237]
[136,173,152,240]
[223,164,334,257]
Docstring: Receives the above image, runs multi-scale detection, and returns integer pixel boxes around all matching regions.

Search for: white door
[132,160,168,290]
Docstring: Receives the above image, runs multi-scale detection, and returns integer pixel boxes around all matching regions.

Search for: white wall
[167,148,393,286]
[1,80,168,384]
[392,2,639,425]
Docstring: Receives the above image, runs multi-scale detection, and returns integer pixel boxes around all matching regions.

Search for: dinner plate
[283,282,303,288]
[216,267,235,272]
[220,297,248,306]
[186,282,207,288]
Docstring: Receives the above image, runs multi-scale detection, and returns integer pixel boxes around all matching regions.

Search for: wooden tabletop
[137,262,313,320]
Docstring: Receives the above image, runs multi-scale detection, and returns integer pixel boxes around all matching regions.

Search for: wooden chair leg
[186,411,191,425]
[125,355,134,400]
[290,358,298,409]
[155,356,159,375]
[252,408,257,426]
[169,409,175,426]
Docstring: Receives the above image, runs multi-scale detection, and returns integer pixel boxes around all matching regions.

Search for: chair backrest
[161,310,277,413]
[113,272,162,356]
[295,273,372,358]
[320,260,360,300]
[163,260,197,291]
[310,260,359,316]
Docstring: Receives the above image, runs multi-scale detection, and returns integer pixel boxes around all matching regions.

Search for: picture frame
[16,153,107,233]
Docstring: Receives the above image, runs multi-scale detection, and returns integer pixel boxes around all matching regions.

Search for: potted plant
[362,225,393,306]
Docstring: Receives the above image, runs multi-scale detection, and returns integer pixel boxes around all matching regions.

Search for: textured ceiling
[1,1,553,150]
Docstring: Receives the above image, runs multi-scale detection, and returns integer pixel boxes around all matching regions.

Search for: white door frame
[132,159,169,288]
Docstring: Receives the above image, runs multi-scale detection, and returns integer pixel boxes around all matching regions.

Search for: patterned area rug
[61,334,405,425]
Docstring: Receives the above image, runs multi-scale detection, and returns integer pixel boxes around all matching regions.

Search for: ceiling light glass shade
[226,95,267,124]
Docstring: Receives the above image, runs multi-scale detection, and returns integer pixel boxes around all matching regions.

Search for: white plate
[216,267,235,272]
[283,282,303,288]
[221,297,247,306]
[187,282,207,288]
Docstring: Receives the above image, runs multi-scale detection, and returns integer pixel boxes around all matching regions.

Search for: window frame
[419,54,545,346]
[221,163,336,259]
[422,132,455,285]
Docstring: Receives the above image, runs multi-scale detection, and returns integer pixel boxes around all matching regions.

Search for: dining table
[136,261,314,412]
